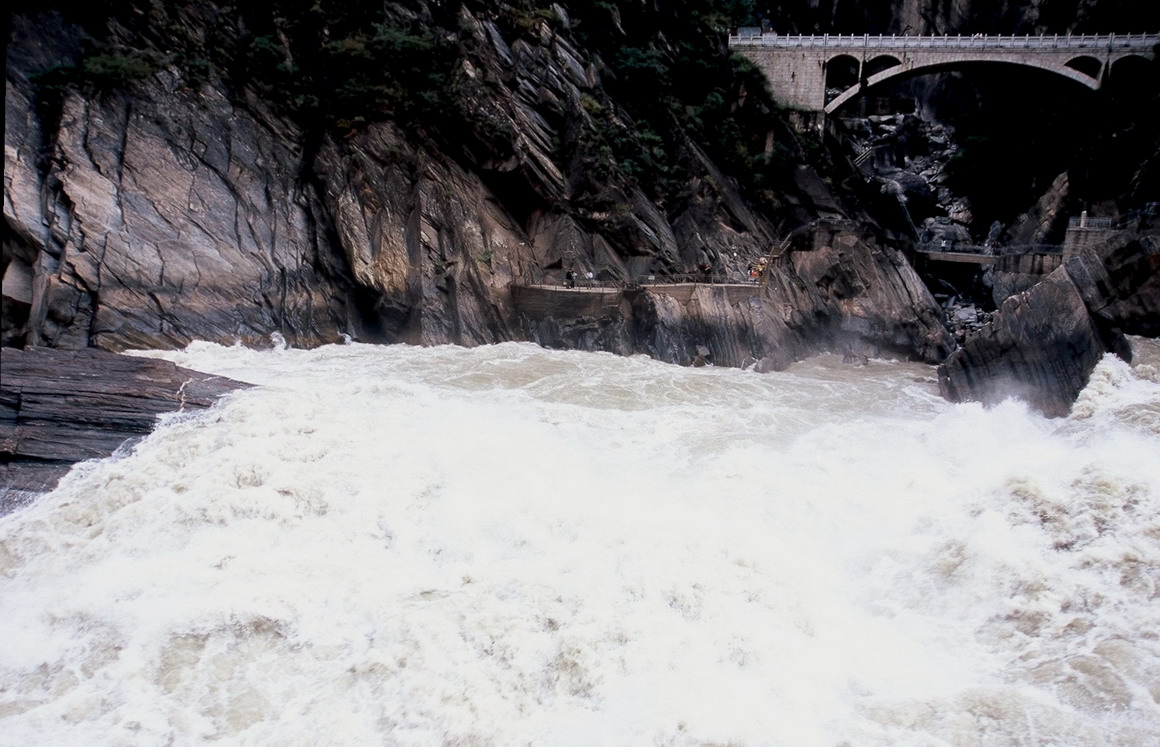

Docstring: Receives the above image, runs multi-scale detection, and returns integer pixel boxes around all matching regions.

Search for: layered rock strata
[1,347,249,502]
[4,10,952,369]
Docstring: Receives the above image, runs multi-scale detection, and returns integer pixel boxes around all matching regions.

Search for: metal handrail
[917,243,994,254]
[915,243,1066,255]
[1067,216,1120,229]
[997,244,1066,255]
[541,271,766,290]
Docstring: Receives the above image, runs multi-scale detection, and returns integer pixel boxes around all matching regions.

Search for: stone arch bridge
[729,32,1159,115]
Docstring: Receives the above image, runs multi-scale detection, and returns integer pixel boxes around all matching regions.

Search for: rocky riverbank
[1,348,248,503]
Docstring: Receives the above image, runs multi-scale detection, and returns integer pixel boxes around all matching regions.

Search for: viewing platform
[915,213,1131,269]
[511,284,627,317]
[915,246,1002,265]
[913,243,1066,275]
[511,278,765,318]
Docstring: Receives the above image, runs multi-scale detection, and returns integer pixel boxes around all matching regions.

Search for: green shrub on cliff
[32,52,158,93]
[27,0,796,215]
[566,0,791,208]
[230,6,459,135]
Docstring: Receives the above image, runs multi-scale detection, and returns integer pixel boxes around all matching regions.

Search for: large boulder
[937,268,1113,417]
[1067,235,1160,338]
[938,233,1159,416]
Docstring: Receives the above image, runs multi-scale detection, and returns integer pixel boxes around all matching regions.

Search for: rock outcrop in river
[939,232,1160,416]
[1,347,248,502]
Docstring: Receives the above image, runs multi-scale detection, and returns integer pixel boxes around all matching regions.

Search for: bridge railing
[996,244,1065,255]
[728,32,1160,51]
[917,243,993,255]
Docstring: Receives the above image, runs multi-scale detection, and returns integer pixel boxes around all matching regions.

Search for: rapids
[2,339,1159,745]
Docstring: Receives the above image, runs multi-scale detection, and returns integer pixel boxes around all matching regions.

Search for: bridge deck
[729,32,1160,51]
[913,245,1068,274]
[730,31,1158,115]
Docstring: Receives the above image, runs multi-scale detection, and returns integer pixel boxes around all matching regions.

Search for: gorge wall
[3,3,953,371]
[4,0,1159,427]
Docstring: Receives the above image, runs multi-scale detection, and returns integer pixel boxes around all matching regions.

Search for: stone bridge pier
[730,31,1159,121]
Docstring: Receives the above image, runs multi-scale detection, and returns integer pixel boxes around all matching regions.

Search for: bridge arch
[824,58,1101,114]
[824,54,861,94]
[865,54,903,78]
[1109,54,1153,76]
[728,33,1159,115]
[1064,55,1103,78]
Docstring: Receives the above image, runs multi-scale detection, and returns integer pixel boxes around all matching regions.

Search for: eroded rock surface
[4,46,356,350]
[4,9,952,371]
[1,347,249,502]
[517,224,953,370]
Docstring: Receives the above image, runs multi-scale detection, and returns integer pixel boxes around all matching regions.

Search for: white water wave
[1,341,1158,745]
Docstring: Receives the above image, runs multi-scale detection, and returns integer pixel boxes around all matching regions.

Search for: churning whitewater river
[2,340,1160,745]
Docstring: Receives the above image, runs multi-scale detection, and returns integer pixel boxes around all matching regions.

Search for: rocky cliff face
[3,4,953,370]
[4,65,355,350]
[6,1,1155,424]
[520,223,952,370]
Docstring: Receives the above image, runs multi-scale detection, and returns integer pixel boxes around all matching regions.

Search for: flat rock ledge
[1,347,249,509]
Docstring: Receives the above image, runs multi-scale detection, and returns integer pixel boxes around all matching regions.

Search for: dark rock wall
[5,31,356,350]
[3,6,953,369]
[1069,235,1160,338]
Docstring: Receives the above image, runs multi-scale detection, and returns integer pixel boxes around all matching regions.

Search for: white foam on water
[2,340,1158,745]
